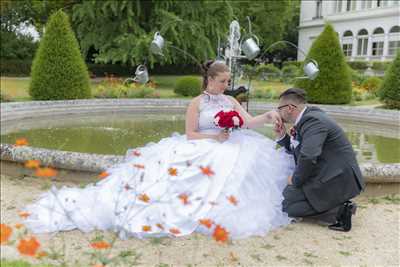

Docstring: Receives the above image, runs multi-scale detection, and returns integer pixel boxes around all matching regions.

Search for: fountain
[0,18,399,190]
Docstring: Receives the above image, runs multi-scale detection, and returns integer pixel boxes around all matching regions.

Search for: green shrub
[361,76,382,95]
[174,76,202,97]
[126,86,157,98]
[0,93,12,102]
[0,59,32,76]
[281,65,300,83]
[251,88,272,99]
[379,51,400,109]
[256,64,281,80]
[352,90,363,102]
[371,61,391,71]
[29,10,91,100]
[295,24,352,104]
[347,61,369,70]
[349,67,367,86]
[282,61,303,68]
[241,64,257,79]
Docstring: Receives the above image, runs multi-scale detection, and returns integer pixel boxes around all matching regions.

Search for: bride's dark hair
[201,60,229,90]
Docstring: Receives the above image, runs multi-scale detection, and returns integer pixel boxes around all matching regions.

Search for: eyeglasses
[277,104,297,111]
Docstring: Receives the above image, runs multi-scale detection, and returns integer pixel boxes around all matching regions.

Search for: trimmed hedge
[174,76,202,97]
[379,51,400,109]
[29,10,91,100]
[0,59,32,76]
[347,61,369,70]
[295,24,352,104]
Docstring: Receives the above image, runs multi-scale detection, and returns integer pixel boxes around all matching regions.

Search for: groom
[274,88,365,231]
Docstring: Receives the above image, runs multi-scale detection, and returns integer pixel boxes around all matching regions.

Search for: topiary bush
[295,23,352,104]
[379,51,400,109]
[347,61,369,71]
[256,64,281,81]
[361,76,382,96]
[174,76,202,97]
[29,10,91,100]
[281,65,300,83]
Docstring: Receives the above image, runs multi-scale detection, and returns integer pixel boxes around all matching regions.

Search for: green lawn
[0,76,382,106]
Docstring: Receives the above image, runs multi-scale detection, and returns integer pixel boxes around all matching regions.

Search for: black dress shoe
[328,201,357,232]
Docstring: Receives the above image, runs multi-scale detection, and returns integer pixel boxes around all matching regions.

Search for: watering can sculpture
[149,17,319,110]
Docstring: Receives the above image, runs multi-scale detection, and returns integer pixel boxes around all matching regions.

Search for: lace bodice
[198,92,234,134]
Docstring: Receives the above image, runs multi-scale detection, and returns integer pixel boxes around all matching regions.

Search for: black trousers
[282,185,339,223]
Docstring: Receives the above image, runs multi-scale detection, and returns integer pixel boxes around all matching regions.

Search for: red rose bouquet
[214,110,244,131]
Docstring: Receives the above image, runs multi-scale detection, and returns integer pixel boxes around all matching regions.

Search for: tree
[379,51,400,109]
[70,0,296,67]
[29,10,90,100]
[295,23,352,104]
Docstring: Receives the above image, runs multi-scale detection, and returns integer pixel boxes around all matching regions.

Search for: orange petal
[133,164,145,169]
[24,160,40,169]
[168,167,178,176]
[212,225,229,243]
[35,167,58,178]
[142,225,152,232]
[156,223,164,230]
[0,224,13,244]
[199,219,213,229]
[14,223,24,229]
[138,193,150,203]
[17,236,40,256]
[98,171,109,179]
[200,166,215,177]
[15,138,28,147]
[227,195,238,206]
[178,193,190,205]
[90,241,111,250]
[18,211,30,219]
[132,150,141,157]
[169,228,181,235]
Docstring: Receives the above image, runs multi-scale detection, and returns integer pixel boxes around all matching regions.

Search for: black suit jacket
[278,106,365,212]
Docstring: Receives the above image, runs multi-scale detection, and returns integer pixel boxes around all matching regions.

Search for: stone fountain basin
[1,99,399,185]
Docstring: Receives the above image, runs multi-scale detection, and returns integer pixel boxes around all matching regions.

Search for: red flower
[214,110,243,129]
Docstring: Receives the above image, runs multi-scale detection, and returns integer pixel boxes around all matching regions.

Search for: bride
[24,61,294,240]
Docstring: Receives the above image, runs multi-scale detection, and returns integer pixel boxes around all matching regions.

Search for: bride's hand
[215,130,230,142]
[265,110,282,125]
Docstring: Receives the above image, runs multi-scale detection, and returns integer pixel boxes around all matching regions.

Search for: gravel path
[1,174,399,267]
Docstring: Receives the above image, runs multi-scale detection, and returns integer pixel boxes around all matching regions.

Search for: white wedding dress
[24,93,294,239]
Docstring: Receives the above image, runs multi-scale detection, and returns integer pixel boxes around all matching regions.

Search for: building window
[373,27,384,35]
[343,30,353,37]
[345,0,356,11]
[390,26,400,33]
[372,42,384,56]
[315,0,323,18]
[357,29,369,56]
[335,0,343,12]
[367,0,373,8]
[388,41,400,55]
[361,0,366,9]
[343,44,353,56]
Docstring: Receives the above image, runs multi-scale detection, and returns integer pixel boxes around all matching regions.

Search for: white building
[298,0,400,62]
